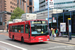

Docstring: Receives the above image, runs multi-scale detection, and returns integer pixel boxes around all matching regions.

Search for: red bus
[9,20,50,43]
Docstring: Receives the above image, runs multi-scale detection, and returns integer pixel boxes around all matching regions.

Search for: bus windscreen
[30,21,48,36]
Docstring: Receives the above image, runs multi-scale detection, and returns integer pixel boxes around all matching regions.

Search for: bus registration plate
[39,40,43,42]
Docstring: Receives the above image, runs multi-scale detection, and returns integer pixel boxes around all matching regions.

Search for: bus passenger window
[21,25,24,33]
[25,25,29,33]
[10,26,12,32]
[17,25,21,33]
[19,30,21,32]
[15,26,17,32]
[12,26,15,32]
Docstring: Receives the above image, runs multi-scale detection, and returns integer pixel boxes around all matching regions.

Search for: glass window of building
[0,17,2,25]
[29,0,32,5]
[20,0,21,5]
[58,14,63,27]
[72,11,75,33]
[17,0,19,7]
[0,22,2,25]
[29,7,32,13]
[52,14,57,28]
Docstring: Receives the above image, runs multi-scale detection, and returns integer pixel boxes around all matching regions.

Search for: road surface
[0,34,75,50]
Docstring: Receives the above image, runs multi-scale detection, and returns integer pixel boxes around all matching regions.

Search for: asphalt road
[0,34,75,50]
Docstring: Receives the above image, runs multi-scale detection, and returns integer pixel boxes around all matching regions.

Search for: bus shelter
[50,10,75,35]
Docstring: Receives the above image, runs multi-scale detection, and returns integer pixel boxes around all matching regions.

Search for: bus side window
[21,25,24,33]
[25,24,29,33]
[10,26,12,32]
[17,25,21,33]
[12,26,15,32]
[15,26,17,32]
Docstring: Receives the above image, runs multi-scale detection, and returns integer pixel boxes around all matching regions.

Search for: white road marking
[0,41,27,50]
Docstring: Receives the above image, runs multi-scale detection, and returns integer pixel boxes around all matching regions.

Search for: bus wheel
[21,37,24,43]
[12,36,14,41]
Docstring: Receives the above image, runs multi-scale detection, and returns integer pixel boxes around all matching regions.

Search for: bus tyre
[21,37,24,43]
[12,36,14,41]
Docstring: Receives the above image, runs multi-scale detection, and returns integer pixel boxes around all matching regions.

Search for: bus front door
[24,24,30,42]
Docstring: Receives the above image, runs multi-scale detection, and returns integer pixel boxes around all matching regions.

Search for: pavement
[0,32,8,36]
[62,35,75,38]
[50,37,75,45]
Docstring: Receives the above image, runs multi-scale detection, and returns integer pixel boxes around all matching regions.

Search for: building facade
[33,9,63,24]
[33,9,75,35]
[52,10,75,35]
[39,0,75,11]
[39,0,46,10]
[0,0,34,30]
[54,0,75,11]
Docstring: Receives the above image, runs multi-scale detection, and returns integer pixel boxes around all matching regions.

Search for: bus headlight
[47,39,49,41]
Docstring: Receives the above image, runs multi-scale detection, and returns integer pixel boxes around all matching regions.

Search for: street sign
[68,18,71,20]
[49,18,52,19]
[49,19,52,23]
[45,0,54,8]
[60,23,66,32]
[53,20,56,23]
[53,17,56,23]
[69,25,71,32]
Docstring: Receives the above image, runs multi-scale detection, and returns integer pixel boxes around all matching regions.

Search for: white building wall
[40,2,45,6]
[36,9,63,23]
[39,0,75,11]
[54,0,75,11]
[39,0,46,10]
[39,0,45,3]
[54,0,74,3]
